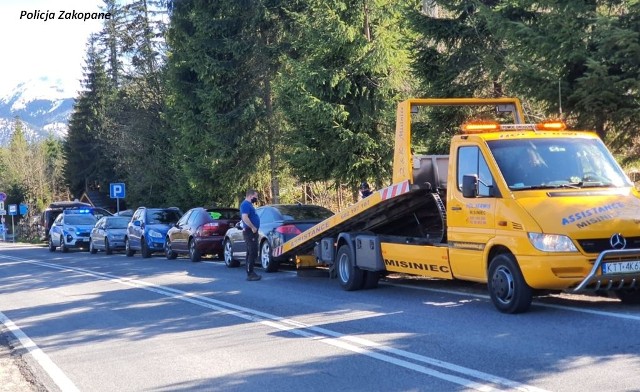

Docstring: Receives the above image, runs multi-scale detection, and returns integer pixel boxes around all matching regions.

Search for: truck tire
[260,240,279,273]
[361,271,380,290]
[488,253,532,314]
[614,288,640,304]
[337,244,364,291]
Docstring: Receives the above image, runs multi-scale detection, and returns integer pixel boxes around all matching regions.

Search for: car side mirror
[235,222,242,229]
[133,220,141,227]
[462,174,478,198]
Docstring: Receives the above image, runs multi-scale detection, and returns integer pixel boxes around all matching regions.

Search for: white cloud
[0,0,105,94]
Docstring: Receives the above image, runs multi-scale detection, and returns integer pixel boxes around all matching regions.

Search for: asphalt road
[1,242,640,392]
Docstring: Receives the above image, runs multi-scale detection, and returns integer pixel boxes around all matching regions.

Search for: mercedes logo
[609,233,627,250]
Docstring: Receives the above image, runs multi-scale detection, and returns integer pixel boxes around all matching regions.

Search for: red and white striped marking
[380,180,410,200]
[273,246,283,257]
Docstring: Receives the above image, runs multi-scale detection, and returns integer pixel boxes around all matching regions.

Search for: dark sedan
[89,216,131,255]
[165,207,240,262]
[223,204,334,272]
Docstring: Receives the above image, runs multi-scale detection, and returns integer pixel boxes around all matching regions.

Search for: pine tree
[166,0,296,206]
[277,0,415,193]
[64,35,115,197]
[108,0,176,206]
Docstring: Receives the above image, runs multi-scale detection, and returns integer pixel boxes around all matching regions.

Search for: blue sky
[0,0,104,94]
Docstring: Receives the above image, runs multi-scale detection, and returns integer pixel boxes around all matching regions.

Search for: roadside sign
[0,201,3,210]
[110,183,126,199]
[0,192,6,202]
[19,203,28,215]
[8,204,17,216]
[0,210,5,216]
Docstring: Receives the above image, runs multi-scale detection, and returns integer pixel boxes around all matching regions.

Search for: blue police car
[48,208,98,252]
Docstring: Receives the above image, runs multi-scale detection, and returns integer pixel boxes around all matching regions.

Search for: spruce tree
[277,0,415,192]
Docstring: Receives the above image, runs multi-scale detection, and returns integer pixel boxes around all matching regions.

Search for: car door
[258,207,279,247]
[128,209,143,249]
[51,214,64,245]
[172,210,192,252]
[92,218,106,250]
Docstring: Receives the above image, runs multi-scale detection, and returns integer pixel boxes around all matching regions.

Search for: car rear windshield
[146,209,182,224]
[206,209,240,220]
[105,217,130,229]
[65,215,97,226]
[276,205,333,221]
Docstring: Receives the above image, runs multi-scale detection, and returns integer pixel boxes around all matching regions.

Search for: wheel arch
[486,244,512,273]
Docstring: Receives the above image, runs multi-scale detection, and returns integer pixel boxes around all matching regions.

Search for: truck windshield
[487,137,631,190]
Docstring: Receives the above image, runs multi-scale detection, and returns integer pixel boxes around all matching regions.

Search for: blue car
[48,208,98,252]
[125,207,183,258]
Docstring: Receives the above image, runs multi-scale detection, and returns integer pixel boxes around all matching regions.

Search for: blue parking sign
[8,204,17,216]
[110,183,126,199]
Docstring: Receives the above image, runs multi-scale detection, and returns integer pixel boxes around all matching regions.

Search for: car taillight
[276,225,302,235]
[200,222,220,236]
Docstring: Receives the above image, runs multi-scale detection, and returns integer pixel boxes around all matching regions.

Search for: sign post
[8,204,17,243]
[0,193,6,242]
[0,210,5,241]
[109,183,126,214]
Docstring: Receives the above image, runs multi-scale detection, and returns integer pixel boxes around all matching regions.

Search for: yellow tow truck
[272,98,640,313]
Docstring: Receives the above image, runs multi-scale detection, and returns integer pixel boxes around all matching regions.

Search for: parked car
[125,207,183,258]
[223,204,334,272]
[48,208,98,252]
[89,216,131,255]
[41,201,112,242]
[114,209,134,217]
[165,207,241,262]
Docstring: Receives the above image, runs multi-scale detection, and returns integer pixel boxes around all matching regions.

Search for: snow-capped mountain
[0,77,76,146]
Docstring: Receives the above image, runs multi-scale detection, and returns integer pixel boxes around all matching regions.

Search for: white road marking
[0,254,549,392]
[383,282,640,322]
[0,310,80,392]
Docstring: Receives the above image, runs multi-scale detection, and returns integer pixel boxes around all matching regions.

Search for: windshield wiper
[577,181,614,188]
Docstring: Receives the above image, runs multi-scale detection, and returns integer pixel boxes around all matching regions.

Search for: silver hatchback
[89,216,130,255]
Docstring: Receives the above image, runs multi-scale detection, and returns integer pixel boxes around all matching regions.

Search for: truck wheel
[260,241,279,273]
[488,253,532,314]
[337,245,364,291]
[361,271,380,290]
[224,239,239,268]
[614,288,640,304]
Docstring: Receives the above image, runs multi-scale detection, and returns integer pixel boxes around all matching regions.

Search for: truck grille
[578,237,640,254]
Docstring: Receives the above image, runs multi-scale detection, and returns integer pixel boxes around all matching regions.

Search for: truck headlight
[148,230,162,238]
[528,233,578,252]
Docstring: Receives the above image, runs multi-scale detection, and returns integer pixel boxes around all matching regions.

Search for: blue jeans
[242,229,258,274]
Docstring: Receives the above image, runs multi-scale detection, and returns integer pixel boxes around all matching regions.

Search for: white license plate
[602,261,640,274]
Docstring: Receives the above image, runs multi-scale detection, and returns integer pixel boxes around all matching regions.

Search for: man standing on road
[240,189,262,281]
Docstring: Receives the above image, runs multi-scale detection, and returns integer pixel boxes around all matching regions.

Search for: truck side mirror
[462,174,478,198]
